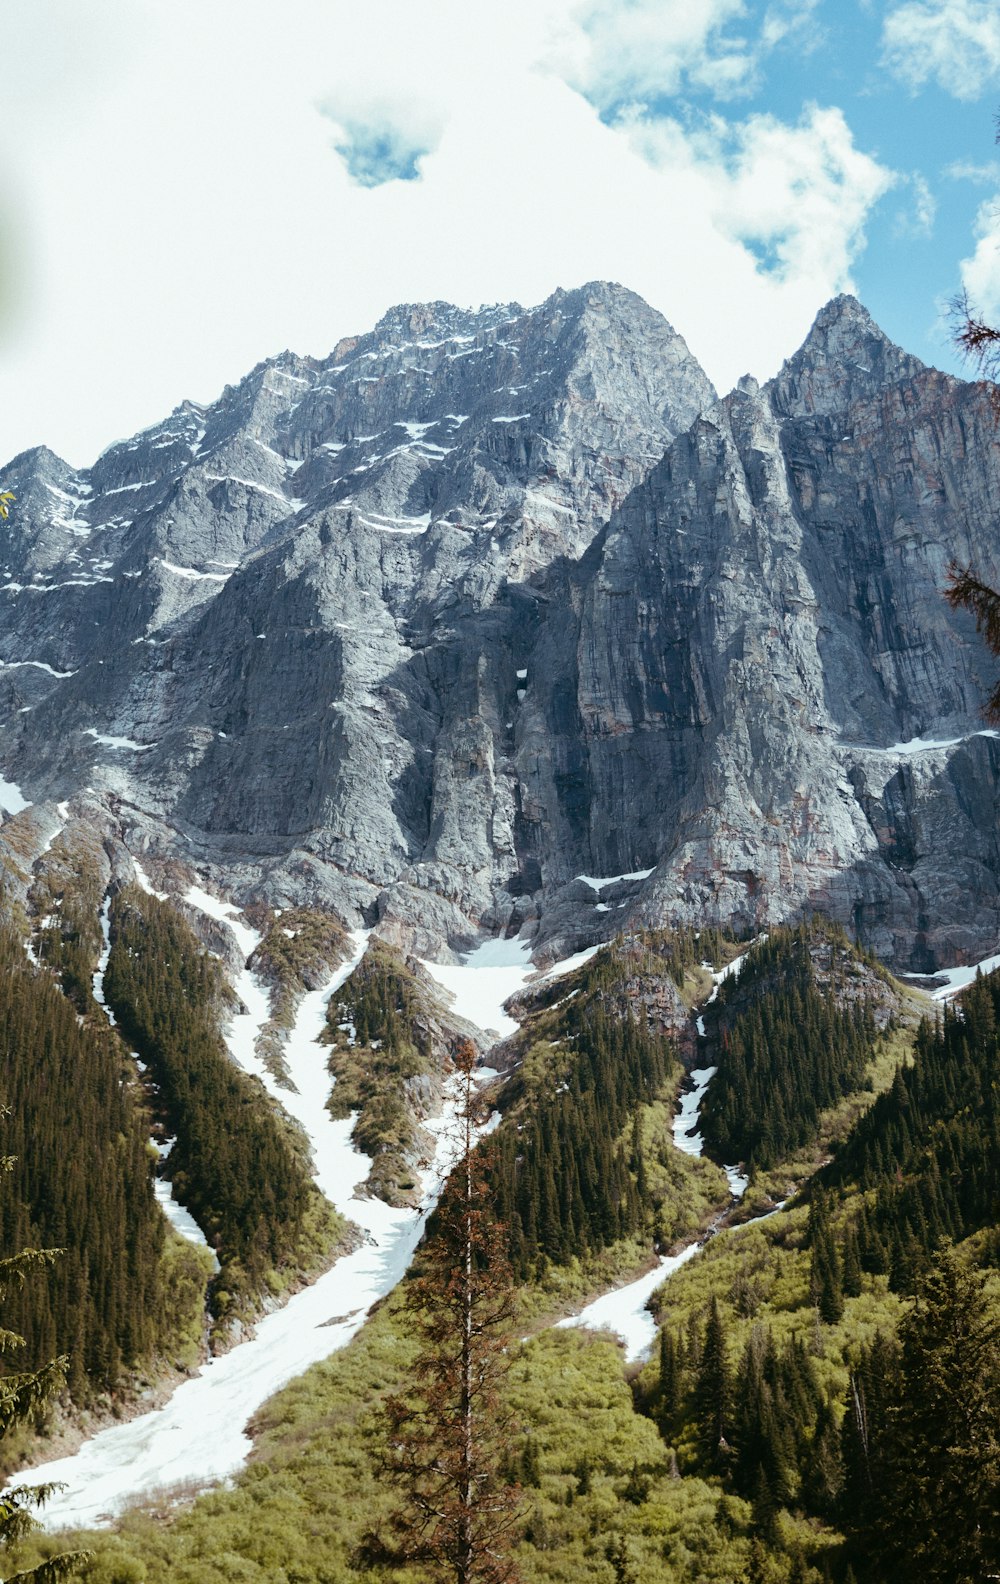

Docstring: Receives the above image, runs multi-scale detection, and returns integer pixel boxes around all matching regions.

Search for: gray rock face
[3,285,1000,970]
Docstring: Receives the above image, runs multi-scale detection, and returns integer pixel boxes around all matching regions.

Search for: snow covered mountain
[2,282,1000,971]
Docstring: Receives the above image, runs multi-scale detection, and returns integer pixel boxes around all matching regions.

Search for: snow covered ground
[17,917,524,1530]
[0,771,30,815]
[17,911,761,1522]
[20,1094,465,1530]
[18,927,465,1531]
[555,1242,701,1361]
[420,935,534,1038]
[903,949,1000,1001]
[672,1064,716,1157]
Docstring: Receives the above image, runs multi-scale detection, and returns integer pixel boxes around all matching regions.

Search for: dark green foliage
[694,1298,732,1471]
[842,1251,1000,1583]
[103,889,332,1317]
[808,1191,844,1324]
[703,923,880,1171]
[30,851,104,1016]
[0,928,165,1404]
[323,942,436,1198]
[0,1230,92,1578]
[827,971,1000,1291]
[489,989,671,1276]
[652,924,730,986]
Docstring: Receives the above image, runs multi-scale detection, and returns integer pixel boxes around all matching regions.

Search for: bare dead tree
[362,1038,523,1584]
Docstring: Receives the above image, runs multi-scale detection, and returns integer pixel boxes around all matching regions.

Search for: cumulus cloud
[558,0,821,113]
[623,103,894,286]
[959,195,1000,321]
[882,0,1000,100]
[0,0,892,463]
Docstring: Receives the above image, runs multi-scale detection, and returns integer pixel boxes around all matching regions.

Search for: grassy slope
[10,928,964,1583]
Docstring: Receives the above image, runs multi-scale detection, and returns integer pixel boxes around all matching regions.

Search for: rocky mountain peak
[768,292,927,418]
[4,285,1000,974]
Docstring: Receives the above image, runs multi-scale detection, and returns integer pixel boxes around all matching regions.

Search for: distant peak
[768,295,926,418]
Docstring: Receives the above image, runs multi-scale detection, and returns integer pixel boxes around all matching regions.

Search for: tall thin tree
[364,1038,523,1584]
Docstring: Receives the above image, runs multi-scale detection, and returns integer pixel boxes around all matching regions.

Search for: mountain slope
[2,286,1000,969]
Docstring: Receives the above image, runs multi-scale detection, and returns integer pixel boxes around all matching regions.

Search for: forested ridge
[822,968,1000,1291]
[103,888,344,1330]
[0,927,169,1408]
[702,923,894,1172]
[323,942,451,1204]
[489,937,728,1284]
[6,924,1000,1584]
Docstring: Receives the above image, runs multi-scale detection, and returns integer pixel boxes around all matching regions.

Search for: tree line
[822,970,1000,1293]
[648,1243,1000,1582]
[489,980,672,1277]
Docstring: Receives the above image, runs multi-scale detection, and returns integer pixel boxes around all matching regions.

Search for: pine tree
[0,1133,90,1581]
[871,1248,1000,1582]
[695,1298,732,1471]
[364,1040,523,1584]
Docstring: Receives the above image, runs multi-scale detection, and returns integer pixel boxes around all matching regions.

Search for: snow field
[19,921,470,1530]
[555,1243,702,1362]
[419,935,535,1038]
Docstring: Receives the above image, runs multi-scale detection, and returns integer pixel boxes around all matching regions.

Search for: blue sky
[599,0,999,377]
[2,0,1000,463]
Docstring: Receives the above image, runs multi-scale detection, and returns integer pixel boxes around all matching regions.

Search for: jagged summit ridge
[0,283,999,973]
[768,292,928,418]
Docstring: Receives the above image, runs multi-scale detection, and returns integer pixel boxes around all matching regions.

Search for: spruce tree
[695,1298,732,1471]
[872,1249,1000,1582]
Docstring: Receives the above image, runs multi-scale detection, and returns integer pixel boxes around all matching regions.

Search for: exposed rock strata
[3,286,1000,971]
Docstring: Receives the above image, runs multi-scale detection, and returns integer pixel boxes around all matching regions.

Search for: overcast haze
[3,0,1000,466]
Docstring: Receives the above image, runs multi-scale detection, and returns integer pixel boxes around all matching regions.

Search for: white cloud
[893,172,937,237]
[945,158,1000,184]
[559,0,754,111]
[560,0,822,112]
[959,195,1000,321]
[319,93,445,188]
[882,0,1000,100]
[623,104,894,286]
[0,0,892,465]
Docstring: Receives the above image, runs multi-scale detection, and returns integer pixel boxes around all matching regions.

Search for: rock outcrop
[3,285,1000,971]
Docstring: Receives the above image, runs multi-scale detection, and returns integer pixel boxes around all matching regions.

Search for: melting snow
[420,936,534,1039]
[536,945,603,982]
[19,928,479,1530]
[903,951,1000,1001]
[672,1066,716,1158]
[131,859,168,901]
[0,660,76,679]
[555,1243,702,1361]
[845,730,1000,757]
[159,559,232,583]
[183,885,259,959]
[0,774,30,815]
[576,867,654,892]
[84,729,156,752]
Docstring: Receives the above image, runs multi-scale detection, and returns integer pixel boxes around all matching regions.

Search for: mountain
[2,284,999,972]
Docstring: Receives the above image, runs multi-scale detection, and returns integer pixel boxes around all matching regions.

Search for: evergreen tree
[695,1298,732,1471]
[0,1129,90,1581]
[868,1249,1000,1582]
[364,1040,523,1584]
